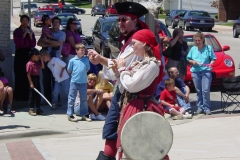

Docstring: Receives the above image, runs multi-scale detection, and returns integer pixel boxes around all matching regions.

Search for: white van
[19,0,38,17]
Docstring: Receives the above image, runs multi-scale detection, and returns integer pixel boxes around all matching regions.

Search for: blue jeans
[177,87,192,111]
[52,79,70,103]
[192,71,212,112]
[67,82,88,116]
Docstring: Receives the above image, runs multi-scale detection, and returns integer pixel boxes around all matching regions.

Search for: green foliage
[215,14,218,19]
[158,14,166,19]
[159,7,164,14]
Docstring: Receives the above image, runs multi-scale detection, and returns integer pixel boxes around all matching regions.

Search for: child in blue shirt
[67,43,91,122]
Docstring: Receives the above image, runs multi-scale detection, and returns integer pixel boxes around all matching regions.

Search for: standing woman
[62,18,82,64]
[186,32,216,115]
[13,15,36,101]
[167,28,188,80]
[111,29,167,160]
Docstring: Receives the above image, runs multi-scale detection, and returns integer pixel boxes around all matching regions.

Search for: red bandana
[132,29,160,60]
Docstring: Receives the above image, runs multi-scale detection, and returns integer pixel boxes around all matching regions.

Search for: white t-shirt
[47,57,69,82]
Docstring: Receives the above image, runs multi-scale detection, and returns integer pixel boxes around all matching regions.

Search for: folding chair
[221,76,240,114]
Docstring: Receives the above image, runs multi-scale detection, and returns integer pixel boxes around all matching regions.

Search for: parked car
[19,2,38,17]
[33,10,55,27]
[38,4,62,14]
[105,4,117,16]
[184,34,235,87]
[56,13,82,35]
[81,34,93,49]
[62,5,86,15]
[165,9,187,29]
[92,16,118,57]
[178,10,215,31]
[108,18,171,59]
[91,4,106,16]
[233,16,240,38]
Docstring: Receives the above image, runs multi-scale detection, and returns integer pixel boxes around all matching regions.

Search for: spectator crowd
[0,11,216,122]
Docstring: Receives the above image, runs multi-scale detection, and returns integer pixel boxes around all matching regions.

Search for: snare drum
[120,111,173,160]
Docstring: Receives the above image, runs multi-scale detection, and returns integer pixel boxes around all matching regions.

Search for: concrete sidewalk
[1,107,240,160]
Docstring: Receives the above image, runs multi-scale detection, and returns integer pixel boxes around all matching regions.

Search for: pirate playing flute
[88,2,169,160]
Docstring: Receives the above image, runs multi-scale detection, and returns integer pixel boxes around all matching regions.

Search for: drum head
[121,111,173,160]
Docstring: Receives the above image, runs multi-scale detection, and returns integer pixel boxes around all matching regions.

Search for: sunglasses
[71,23,77,25]
[116,17,131,23]
[76,48,85,51]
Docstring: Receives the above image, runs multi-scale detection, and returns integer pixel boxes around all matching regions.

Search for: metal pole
[179,0,182,10]
[11,0,13,16]
[28,0,31,28]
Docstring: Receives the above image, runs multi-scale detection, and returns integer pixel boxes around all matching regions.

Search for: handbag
[162,46,172,58]
[61,42,71,57]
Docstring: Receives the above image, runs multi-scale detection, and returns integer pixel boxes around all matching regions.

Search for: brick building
[0,0,12,85]
[219,0,240,21]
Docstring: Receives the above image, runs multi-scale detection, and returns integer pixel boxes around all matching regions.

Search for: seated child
[95,70,113,111]
[40,49,70,109]
[0,68,14,115]
[160,78,192,120]
[26,48,45,116]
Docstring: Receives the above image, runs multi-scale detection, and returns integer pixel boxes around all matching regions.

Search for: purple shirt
[0,77,8,86]
[13,27,36,49]
[65,30,82,55]
[41,25,52,38]
[26,60,41,76]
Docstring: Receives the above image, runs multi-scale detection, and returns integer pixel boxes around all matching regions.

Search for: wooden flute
[107,51,135,70]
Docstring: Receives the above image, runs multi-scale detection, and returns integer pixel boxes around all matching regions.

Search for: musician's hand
[88,49,102,65]
[111,59,120,75]
[117,58,126,68]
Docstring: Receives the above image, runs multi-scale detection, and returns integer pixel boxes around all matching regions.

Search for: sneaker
[68,116,78,122]
[36,109,45,115]
[205,110,212,115]
[89,114,96,120]
[186,109,193,115]
[196,109,203,115]
[29,109,37,116]
[172,115,183,120]
[81,116,92,122]
[95,113,105,121]
[183,114,192,119]
[0,110,3,115]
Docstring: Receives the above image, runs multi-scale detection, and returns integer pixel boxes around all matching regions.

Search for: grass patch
[65,0,92,8]
[219,22,234,26]
[158,14,167,19]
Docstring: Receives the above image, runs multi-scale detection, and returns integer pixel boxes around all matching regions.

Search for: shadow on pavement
[0,125,30,130]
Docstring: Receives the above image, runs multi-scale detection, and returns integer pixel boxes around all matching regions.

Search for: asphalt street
[2,3,240,160]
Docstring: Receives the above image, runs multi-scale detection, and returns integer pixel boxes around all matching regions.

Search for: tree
[210,0,218,9]
[139,0,163,18]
